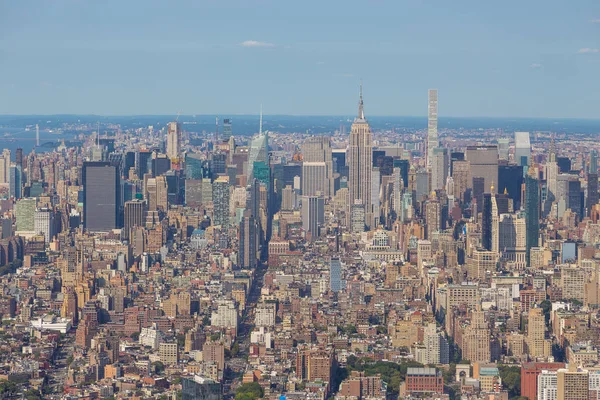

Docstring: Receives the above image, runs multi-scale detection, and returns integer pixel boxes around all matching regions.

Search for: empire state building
[348,85,373,230]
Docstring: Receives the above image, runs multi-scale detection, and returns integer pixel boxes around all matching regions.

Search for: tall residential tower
[427,89,439,171]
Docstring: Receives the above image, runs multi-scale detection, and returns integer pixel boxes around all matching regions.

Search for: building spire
[358,80,364,120]
[259,104,263,136]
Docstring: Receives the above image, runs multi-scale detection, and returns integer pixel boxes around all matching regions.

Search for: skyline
[0,0,599,117]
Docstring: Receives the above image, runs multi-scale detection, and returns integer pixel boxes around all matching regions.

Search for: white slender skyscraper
[348,84,373,230]
[427,89,439,171]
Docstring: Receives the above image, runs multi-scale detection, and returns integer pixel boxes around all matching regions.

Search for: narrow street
[45,330,75,398]
[223,262,267,398]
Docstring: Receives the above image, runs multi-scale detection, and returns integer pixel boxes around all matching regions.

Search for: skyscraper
[124,199,146,240]
[499,165,524,211]
[348,84,373,230]
[15,148,23,168]
[83,162,120,232]
[185,153,210,180]
[426,89,439,171]
[351,200,366,233]
[588,173,598,217]
[166,122,181,160]
[466,146,498,194]
[451,160,471,202]
[222,118,232,142]
[212,176,230,228]
[497,139,510,160]
[239,210,257,269]
[525,172,540,265]
[301,162,327,196]
[330,257,342,292]
[481,193,493,251]
[498,213,526,268]
[515,131,531,167]
[590,149,598,174]
[0,149,10,184]
[424,194,441,239]
[526,307,551,358]
[9,165,21,199]
[302,136,334,197]
[247,109,268,182]
[34,208,55,244]
[136,150,153,179]
[301,196,324,240]
[15,198,36,233]
[431,147,449,191]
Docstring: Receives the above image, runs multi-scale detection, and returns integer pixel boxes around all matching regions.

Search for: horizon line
[1,113,600,122]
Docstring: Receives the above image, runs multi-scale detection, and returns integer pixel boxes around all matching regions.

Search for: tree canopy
[235,382,264,400]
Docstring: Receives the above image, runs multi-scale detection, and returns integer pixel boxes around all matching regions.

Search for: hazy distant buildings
[515,131,531,167]
[222,118,232,142]
[497,138,510,160]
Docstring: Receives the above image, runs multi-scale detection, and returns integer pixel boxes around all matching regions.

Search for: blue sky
[0,0,599,118]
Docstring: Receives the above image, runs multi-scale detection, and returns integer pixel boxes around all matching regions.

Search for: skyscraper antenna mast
[215,116,219,145]
[259,105,263,136]
[358,80,364,119]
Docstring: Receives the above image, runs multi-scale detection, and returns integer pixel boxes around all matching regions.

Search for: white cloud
[530,63,542,69]
[316,61,326,65]
[578,48,600,54]
[240,40,275,48]
[591,19,600,23]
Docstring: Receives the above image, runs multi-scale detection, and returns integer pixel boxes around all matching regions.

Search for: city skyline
[1,0,599,118]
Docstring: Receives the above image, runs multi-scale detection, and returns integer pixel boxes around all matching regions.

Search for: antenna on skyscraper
[259,105,263,136]
[215,116,219,144]
[97,121,100,147]
[358,80,364,120]
[35,124,39,147]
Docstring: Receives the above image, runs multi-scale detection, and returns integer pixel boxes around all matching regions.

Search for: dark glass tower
[498,165,524,210]
[83,162,120,232]
[525,174,540,265]
[588,173,599,216]
[481,193,493,251]
[393,158,409,188]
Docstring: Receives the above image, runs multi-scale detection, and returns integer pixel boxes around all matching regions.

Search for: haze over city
[1,0,599,117]
[2,2,600,400]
